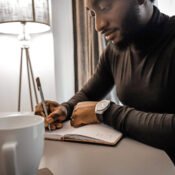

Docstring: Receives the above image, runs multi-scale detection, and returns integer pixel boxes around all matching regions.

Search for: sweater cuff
[103,102,125,132]
[61,102,74,120]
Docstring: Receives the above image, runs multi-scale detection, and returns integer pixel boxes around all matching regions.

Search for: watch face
[96,100,110,111]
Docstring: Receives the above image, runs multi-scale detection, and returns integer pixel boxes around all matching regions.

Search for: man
[35,0,175,163]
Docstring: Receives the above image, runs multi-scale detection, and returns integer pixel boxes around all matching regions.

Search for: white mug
[0,114,44,175]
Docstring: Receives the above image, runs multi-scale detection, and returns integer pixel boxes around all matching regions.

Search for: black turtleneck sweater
[62,7,175,163]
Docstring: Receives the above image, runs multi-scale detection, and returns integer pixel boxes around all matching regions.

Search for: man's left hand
[70,101,100,127]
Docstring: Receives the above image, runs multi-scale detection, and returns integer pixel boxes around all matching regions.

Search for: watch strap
[96,113,104,122]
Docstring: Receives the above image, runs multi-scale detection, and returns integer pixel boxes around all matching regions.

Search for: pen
[36,77,51,131]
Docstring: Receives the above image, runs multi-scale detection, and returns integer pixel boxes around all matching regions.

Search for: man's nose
[95,15,107,32]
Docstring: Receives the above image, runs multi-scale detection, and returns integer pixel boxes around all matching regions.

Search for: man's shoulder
[162,15,175,38]
[168,16,175,28]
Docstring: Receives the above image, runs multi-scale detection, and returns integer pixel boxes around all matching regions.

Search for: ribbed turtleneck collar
[135,6,169,40]
[116,6,170,51]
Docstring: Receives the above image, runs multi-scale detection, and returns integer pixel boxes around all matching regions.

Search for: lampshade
[0,0,50,34]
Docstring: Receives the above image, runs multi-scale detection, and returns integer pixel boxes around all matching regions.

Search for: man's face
[85,0,141,45]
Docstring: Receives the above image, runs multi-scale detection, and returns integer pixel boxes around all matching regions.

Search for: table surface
[39,138,175,175]
[1,112,174,175]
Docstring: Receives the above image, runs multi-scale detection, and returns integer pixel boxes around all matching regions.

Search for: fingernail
[46,117,53,123]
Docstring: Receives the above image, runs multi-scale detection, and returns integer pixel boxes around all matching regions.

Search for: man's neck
[138,1,154,26]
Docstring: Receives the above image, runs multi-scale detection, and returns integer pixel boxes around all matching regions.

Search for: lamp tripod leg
[17,47,39,111]
[26,48,39,105]
[25,48,34,111]
[18,48,23,112]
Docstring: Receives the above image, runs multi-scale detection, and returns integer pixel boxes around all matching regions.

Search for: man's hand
[35,100,67,130]
[70,101,100,127]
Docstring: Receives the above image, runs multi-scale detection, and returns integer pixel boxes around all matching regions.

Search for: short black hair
[150,0,155,2]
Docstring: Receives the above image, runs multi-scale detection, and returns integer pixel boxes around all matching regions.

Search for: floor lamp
[0,0,51,111]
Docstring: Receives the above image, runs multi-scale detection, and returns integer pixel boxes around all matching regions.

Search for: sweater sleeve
[61,43,175,161]
[61,44,115,117]
[103,103,175,152]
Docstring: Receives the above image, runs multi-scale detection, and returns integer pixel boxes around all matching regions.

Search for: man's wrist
[61,106,67,116]
[95,100,111,122]
[96,114,103,122]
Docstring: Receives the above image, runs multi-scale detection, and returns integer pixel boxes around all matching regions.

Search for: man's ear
[137,0,145,5]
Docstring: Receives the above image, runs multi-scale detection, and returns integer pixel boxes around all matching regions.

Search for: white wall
[0,0,74,112]
[157,0,175,16]
[0,32,56,112]
[51,0,75,103]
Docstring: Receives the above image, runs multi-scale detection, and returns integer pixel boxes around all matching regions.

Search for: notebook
[45,120,123,145]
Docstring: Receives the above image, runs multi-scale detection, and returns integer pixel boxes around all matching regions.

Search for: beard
[116,1,143,49]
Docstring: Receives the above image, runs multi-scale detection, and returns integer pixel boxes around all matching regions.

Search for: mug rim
[0,114,44,130]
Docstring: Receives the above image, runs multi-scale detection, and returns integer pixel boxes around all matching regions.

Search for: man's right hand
[35,100,67,130]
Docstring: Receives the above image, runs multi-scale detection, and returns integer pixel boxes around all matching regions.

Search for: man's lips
[104,29,119,41]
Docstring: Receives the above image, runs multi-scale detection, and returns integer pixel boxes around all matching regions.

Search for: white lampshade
[0,0,50,34]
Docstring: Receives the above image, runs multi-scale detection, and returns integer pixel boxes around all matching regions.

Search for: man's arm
[104,103,175,151]
[62,44,115,118]
[63,44,175,153]
[103,103,175,163]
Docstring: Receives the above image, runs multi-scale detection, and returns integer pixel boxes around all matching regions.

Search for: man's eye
[89,10,95,17]
[99,5,107,11]
[99,5,110,12]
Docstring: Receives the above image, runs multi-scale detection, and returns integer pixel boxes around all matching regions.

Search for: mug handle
[2,142,19,175]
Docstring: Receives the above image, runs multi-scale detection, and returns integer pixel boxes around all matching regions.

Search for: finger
[50,123,56,130]
[35,104,43,116]
[46,113,59,123]
[49,105,60,113]
[46,100,59,113]
[35,111,45,117]
[35,100,59,115]
[70,112,76,126]
[50,106,58,113]
[44,118,49,128]
[35,105,48,117]
[70,119,84,128]
[70,117,75,126]
[45,100,59,106]
[57,115,66,122]
[44,119,56,129]
[47,108,66,122]
[40,111,46,117]
[45,117,54,124]
[46,114,66,124]
[70,115,81,127]
[55,122,63,129]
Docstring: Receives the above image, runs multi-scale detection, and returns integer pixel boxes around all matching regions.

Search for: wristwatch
[95,100,111,122]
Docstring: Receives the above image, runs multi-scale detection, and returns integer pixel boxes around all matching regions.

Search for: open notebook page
[45,121,122,144]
